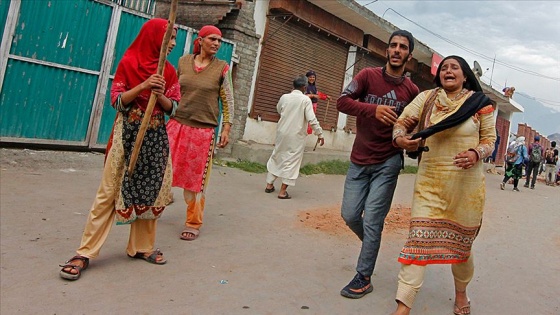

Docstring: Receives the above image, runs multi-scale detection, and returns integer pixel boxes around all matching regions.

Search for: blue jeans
[341,154,402,277]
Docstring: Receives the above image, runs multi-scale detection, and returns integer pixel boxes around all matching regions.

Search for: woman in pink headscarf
[167,25,235,241]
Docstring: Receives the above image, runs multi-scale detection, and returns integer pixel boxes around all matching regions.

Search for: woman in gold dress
[391,55,496,315]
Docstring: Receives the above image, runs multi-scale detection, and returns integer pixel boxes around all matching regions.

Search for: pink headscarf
[193,25,222,54]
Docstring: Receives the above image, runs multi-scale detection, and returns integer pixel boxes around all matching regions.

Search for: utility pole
[489,54,496,88]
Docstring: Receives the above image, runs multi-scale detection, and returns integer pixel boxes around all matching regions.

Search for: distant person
[502,86,515,98]
[491,128,500,163]
[544,141,558,186]
[524,135,543,189]
[391,55,496,315]
[305,70,330,134]
[501,136,528,191]
[265,75,324,199]
[336,30,419,299]
[59,18,180,280]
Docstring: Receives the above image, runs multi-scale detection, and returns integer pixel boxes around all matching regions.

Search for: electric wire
[369,4,560,107]
[380,8,560,82]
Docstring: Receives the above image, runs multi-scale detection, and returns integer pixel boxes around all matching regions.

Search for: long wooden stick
[323,98,330,122]
[127,0,178,177]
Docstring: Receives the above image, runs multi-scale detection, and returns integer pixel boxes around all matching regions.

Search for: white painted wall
[244,119,277,144]
[243,119,356,151]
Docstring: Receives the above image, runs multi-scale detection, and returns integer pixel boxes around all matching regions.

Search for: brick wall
[516,123,550,150]
[156,0,241,29]
[495,116,510,166]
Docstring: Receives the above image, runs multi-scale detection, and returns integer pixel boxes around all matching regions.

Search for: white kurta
[267,90,323,181]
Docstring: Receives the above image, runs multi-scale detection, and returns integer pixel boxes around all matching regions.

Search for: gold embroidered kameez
[394,88,496,265]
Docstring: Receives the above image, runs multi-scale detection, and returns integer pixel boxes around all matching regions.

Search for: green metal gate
[0,0,236,148]
[1,0,112,144]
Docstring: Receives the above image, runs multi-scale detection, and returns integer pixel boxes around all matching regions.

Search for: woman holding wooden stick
[59,18,180,280]
[167,25,235,241]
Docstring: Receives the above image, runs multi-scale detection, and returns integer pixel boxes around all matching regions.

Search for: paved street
[1,148,559,315]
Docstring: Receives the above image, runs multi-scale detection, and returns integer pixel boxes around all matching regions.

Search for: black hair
[434,55,482,92]
[389,30,414,53]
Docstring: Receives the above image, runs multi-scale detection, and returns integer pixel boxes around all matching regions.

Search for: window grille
[111,0,155,15]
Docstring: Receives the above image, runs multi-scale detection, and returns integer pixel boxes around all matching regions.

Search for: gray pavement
[1,148,559,315]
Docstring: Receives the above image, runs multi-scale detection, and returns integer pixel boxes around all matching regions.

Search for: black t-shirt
[545,148,559,164]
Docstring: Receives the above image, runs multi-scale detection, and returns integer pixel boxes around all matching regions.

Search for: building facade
[1,0,534,164]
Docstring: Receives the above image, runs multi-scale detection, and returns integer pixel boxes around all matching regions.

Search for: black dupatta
[411,91,491,140]
[407,91,492,159]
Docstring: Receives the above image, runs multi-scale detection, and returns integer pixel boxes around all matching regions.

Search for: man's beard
[386,52,409,72]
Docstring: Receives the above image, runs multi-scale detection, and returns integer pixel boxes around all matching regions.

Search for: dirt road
[1,148,559,314]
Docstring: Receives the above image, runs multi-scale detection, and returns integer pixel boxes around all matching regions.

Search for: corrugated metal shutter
[343,52,386,133]
[251,16,349,130]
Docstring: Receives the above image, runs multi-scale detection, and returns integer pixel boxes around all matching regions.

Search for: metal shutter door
[251,16,348,130]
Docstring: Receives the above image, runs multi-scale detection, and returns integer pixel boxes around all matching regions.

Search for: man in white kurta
[265,75,324,199]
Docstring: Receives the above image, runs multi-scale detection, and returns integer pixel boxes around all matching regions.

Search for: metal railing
[111,0,155,15]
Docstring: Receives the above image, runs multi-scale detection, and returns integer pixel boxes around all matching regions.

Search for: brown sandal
[59,255,89,281]
[128,248,167,265]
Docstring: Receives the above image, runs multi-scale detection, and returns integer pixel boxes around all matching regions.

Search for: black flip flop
[278,192,291,199]
[265,186,275,193]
